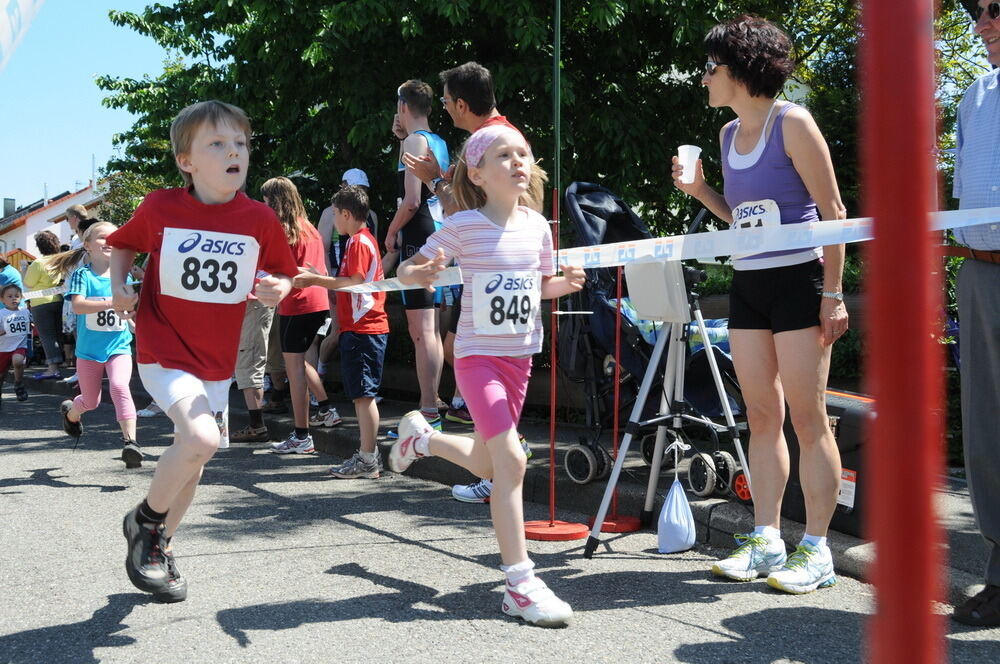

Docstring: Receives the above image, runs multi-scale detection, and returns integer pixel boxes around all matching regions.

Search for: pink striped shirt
[420,207,554,359]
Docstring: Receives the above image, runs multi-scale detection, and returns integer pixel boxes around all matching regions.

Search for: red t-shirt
[479,115,519,132]
[107,188,298,381]
[278,220,329,317]
[335,228,388,334]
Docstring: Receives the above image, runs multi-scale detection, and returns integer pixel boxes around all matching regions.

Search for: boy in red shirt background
[294,185,389,479]
[109,100,297,602]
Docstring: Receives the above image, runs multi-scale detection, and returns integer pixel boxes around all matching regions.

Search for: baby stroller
[558,182,747,500]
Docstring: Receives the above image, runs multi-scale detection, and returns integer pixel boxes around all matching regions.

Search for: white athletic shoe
[309,407,342,428]
[452,478,493,503]
[501,577,573,627]
[766,543,837,594]
[270,433,315,454]
[711,534,788,582]
[387,410,433,473]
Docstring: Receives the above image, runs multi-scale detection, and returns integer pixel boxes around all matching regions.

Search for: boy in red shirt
[108,100,298,602]
[294,185,389,479]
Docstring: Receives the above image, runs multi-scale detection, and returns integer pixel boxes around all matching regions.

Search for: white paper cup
[677,145,701,184]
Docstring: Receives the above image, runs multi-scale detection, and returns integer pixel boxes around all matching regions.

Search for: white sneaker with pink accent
[501,577,573,627]
[387,410,433,473]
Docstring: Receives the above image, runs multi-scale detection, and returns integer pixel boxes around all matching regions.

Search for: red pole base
[587,515,643,533]
[524,520,590,541]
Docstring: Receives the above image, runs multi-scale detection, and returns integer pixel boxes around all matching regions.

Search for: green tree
[99,1,794,231]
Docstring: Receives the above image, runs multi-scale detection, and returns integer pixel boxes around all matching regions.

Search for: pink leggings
[454,354,531,441]
[73,355,137,422]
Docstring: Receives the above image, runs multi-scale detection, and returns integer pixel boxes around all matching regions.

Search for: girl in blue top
[52,221,142,468]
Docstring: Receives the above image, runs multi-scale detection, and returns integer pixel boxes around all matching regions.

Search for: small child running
[390,124,585,627]
[0,284,30,407]
[294,184,389,479]
[51,221,142,466]
[108,100,298,603]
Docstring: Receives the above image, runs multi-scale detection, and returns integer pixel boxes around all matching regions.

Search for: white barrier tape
[20,285,67,300]
[556,206,1000,269]
[335,266,464,294]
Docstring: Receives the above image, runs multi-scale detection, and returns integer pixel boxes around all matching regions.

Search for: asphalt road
[1,391,997,663]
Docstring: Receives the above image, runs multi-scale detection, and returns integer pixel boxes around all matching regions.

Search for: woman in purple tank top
[671,15,849,594]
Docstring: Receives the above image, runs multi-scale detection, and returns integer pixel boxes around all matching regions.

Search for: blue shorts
[340,331,387,399]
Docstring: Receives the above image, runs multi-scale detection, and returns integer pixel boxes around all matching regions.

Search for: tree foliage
[99,0,795,233]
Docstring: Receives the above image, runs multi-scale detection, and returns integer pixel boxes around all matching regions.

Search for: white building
[0,182,105,259]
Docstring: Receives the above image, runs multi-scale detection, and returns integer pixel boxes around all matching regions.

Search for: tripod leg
[584,326,671,558]
[692,307,753,495]
[642,323,681,526]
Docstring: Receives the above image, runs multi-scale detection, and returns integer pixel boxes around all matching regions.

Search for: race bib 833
[159,228,260,304]
[472,271,541,336]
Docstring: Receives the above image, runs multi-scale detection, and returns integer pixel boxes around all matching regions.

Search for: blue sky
[0,0,171,208]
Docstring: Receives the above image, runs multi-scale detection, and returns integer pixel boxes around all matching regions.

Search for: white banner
[0,0,44,73]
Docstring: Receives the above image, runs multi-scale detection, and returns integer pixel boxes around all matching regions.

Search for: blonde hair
[452,136,546,213]
[46,221,117,277]
[170,100,251,187]
[261,176,309,245]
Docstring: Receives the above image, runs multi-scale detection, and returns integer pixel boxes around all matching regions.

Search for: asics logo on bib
[735,204,769,222]
[177,232,247,256]
[484,274,536,294]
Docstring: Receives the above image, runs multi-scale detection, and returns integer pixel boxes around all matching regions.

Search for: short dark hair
[34,230,61,256]
[704,15,795,99]
[1,283,22,298]
[439,62,496,116]
[398,79,433,118]
[332,185,370,224]
[77,217,100,235]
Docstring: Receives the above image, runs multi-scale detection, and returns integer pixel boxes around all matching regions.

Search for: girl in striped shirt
[389,124,585,627]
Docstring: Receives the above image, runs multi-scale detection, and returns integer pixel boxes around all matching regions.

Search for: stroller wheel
[712,450,739,495]
[686,452,718,497]
[565,444,599,485]
[597,445,613,480]
[640,432,677,471]
[731,470,753,504]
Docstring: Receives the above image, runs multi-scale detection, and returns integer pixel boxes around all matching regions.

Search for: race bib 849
[472,271,541,336]
[159,228,260,304]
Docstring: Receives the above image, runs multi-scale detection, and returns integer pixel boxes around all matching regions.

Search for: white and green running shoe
[711,533,787,582]
[767,542,837,594]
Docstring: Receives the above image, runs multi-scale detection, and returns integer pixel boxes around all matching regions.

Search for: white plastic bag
[658,477,696,553]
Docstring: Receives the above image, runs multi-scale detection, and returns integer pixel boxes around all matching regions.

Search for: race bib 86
[472,271,541,336]
[3,312,29,335]
[159,228,260,304]
[86,307,127,332]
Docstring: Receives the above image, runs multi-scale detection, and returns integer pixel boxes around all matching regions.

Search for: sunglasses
[976,2,1000,21]
[705,60,729,75]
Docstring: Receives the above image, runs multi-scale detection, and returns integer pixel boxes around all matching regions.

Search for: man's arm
[317,206,336,275]
[385,134,429,252]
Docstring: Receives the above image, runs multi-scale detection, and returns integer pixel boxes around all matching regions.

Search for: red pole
[548,187,560,525]
[861,2,945,663]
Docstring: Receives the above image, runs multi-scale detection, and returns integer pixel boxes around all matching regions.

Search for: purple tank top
[722,103,820,270]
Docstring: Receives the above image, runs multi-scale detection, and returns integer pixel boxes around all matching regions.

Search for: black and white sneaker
[60,400,82,438]
[122,505,169,593]
[154,540,187,603]
[14,382,27,401]
[121,440,143,469]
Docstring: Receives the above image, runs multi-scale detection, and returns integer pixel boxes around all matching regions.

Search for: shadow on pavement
[0,593,150,664]
[0,467,126,493]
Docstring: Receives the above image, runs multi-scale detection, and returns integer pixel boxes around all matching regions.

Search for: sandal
[953,584,1000,627]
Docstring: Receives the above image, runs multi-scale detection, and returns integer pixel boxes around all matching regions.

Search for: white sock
[359,450,377,463]
[802,534,828,551]
[451,397,466,409]
[501,559,535,587]
[414,431,432,457]
[754,525,782,544]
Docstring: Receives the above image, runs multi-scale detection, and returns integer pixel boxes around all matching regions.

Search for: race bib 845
[3,312,29,335]
[472,271,541,336]
[159,228,260,304]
